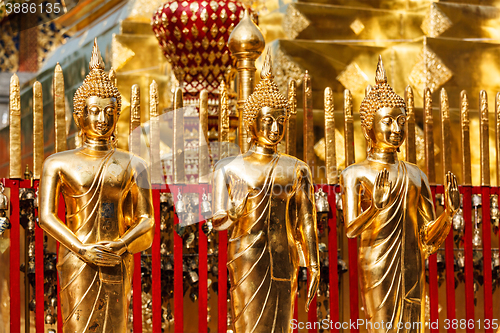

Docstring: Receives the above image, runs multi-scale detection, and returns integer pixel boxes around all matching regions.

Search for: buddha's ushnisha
[341,56,459,332]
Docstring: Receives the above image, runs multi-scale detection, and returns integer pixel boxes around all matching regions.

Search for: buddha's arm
[212,163,232,231]
[120,160,154,254]
[39,157,120,266]
[419,172,452,256]
[39,158,84,254]
[341,172,379,238]
[295,164,319,311]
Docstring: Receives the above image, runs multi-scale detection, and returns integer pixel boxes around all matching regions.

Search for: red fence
[1,179,498,332]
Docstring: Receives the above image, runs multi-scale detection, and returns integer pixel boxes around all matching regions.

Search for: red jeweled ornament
[152,0,246,100]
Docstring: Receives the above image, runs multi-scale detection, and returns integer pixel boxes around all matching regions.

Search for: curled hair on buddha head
[359,55,406,132]
[243,50,290,131]
[73,38,121,118]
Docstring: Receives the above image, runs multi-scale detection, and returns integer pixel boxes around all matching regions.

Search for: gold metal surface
[39,41,154,332]
[9,73,21,179]
[150,80,161,185]
[343,89,355,167]
[129,84,141,155]
[219,80,230,159]
[228,9,265,153]
[480,90,490,186]
[33,81,44,180]
[303,70,315,169]
[324,87,337,185]
[212,53,319,333]
[460,90,472,186]
[341,57,459,332]
[424,87,436,184]
[404,85,416,164]
[440,88,452,177]
[53,62,67,153]
[199,90,210,183]
[286,79,297,157]
[173,87,186,184]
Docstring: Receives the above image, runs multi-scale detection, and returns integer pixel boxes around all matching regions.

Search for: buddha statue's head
[243,51,290,147]
[73,39,121,142]
[360,56,406,152]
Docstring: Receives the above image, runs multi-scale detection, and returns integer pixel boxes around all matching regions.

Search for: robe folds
[57,150,135,333]
[219,154,317,333]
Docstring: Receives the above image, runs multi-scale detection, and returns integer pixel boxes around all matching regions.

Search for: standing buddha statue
[39,39,154,332]
[340,56,460,332]
[212,51,320,333]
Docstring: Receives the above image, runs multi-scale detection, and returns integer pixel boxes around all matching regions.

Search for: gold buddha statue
[212,52,320,333]
[39,39,154,332]
[340,57,460,332]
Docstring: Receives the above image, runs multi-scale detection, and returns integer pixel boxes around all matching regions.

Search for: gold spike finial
[261,49,273,80]
[375,55,387,85]
[89,38,105,71]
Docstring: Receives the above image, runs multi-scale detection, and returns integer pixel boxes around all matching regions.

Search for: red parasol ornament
[152,0,247,100]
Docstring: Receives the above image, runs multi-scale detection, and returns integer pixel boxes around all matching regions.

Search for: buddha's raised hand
[228,178,250,220]
[373,168,392,210]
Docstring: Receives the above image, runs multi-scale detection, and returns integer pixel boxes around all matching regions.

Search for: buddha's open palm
[228,178,250,220]
[373,169,392,210]
[445,171,460,214]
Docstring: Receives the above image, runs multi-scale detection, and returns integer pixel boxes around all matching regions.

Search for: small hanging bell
[0,183,8,210]
[201,192,212,219]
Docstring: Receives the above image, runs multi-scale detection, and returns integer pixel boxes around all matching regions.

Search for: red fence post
[329,185,339,333]
[151,188,162,332]
[34,180,45,332]
[482,186,493,333]
[6,179,21,332]
[429,186,439,333]
[463,186,475,333]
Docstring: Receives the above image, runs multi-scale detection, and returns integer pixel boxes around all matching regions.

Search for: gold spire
[89,38,105,70]
[375,55,387,85]
[261,50,273,79]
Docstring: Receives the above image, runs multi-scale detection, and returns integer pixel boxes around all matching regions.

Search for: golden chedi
[212,51,319,333]
[39,39,154,332]
[340,56,460,332]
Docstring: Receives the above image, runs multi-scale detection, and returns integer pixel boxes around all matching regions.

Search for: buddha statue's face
[370,107,406,150]
[251,107,287,146]
[78,96,118,140]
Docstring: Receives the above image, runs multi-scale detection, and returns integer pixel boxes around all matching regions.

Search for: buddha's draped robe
[352,162,438,333]
[58,150,138,332]
[224,155,316,333]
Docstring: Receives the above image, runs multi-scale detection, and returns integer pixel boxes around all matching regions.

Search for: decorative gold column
[324,87,337,184]
[405,86,416,164]
[344,89,355,167]
[460,90,472,185]
[303,71,314,169]
[173,87,185,184]
[423,88,435,183]
[480,90,490,186]
[286,79,297,157]
[199,90,210,183]
[150,81,162,185]
[129,84,141,155]
[219,80,229,159]
[440,88,452,177]
[9,73,21,179]
[33,81,44,180]
[496,93,500,185]
[53,63,66,153]
[228,9,265,153]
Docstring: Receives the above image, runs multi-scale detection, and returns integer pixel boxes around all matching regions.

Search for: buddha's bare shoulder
[340,160,374,181]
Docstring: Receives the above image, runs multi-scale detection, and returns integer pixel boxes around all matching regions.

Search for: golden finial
[89,38,105,70]
[375,55,387,85]
[440,88,449,119]
[109,67,117,86]
[9,73,21,179]
[150,80,159,117]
